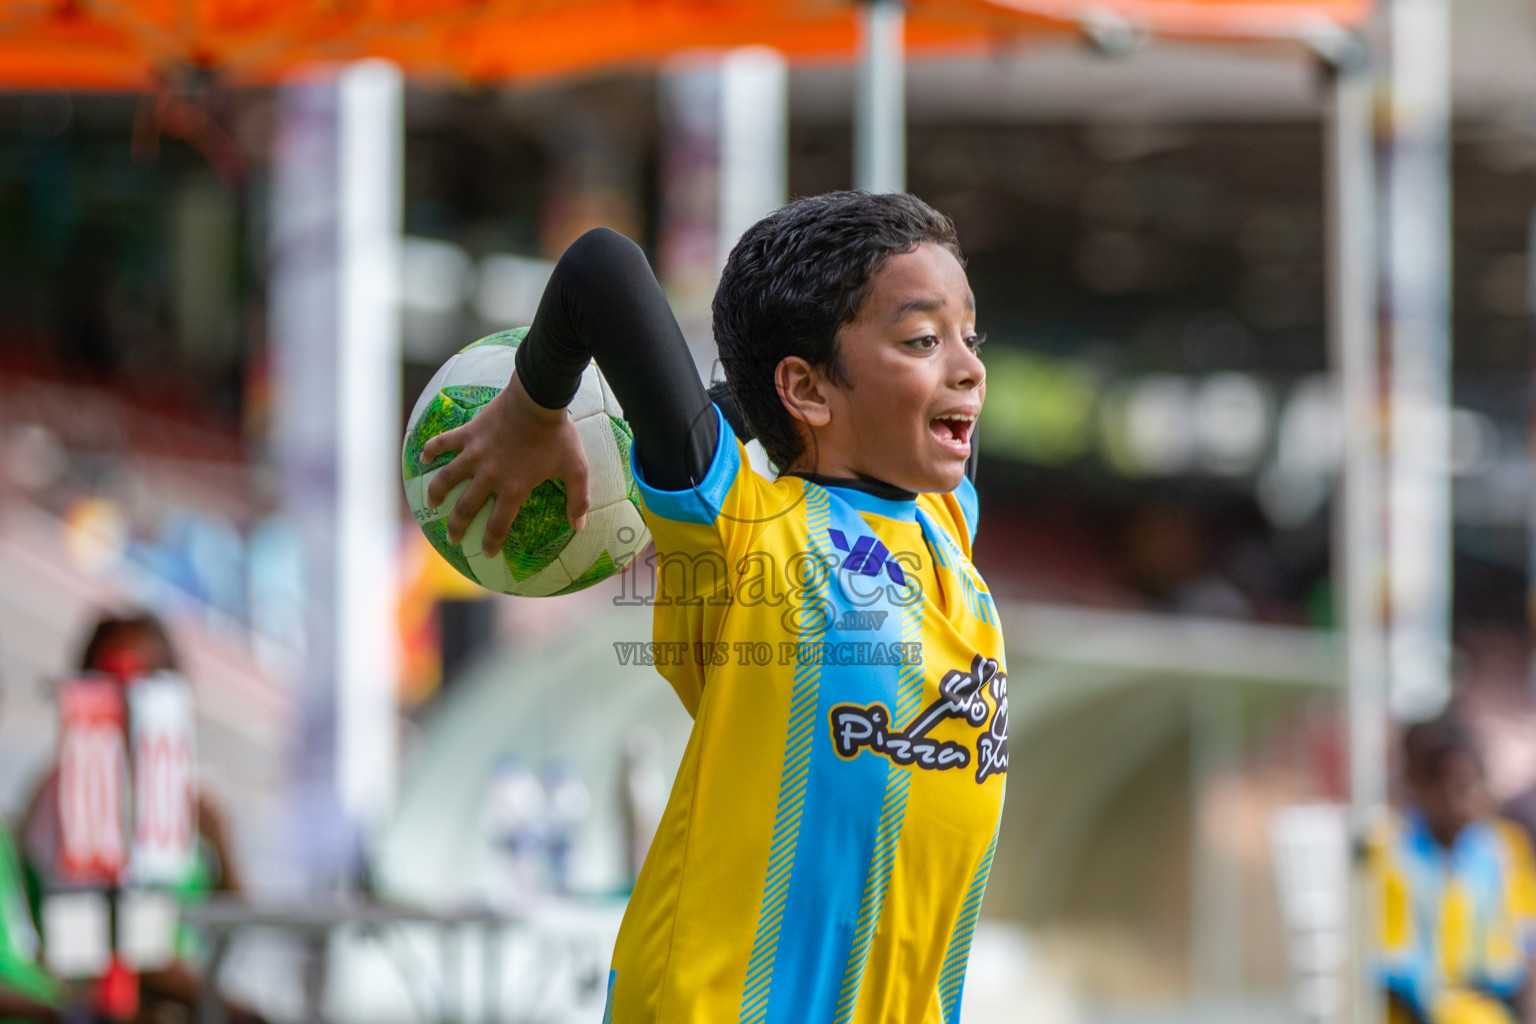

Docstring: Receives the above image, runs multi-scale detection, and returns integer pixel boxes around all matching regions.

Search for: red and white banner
[128,673,197,886]
[56,678,130,885]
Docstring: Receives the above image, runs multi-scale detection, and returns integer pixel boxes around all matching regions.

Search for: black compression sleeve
[514,228,717,492]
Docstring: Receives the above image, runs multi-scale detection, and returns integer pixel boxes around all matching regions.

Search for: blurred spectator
[22,612,244,894]
[480,756,550,909]
[18,610,256,1024]
[1374,715,1536,1024]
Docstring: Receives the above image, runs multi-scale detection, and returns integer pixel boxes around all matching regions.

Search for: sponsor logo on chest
[828,654,1008,784]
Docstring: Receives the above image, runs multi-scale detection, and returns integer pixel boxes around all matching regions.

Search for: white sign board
[57,678,130,885]
[128,673,197,886]
[117,890,178,971]
[42,891,110,979]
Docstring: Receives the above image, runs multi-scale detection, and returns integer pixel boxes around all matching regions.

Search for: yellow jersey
[1376,811,1536,1024]
[605,405,1007,1024]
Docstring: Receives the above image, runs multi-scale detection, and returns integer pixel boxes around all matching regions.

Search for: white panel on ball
[520,559,578,597]
[555,517,610,580]
[575,414,625,506]
[408,468,456,527]
[568,371,605,421]
[597,372,623,418]
[450,346,518,388]
[460,499,516,592]
[619,503,646,555]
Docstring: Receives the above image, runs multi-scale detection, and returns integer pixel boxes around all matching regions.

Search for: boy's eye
[966,333,987,352]
[908,335,940,350]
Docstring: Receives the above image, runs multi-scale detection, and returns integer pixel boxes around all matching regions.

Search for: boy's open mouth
[930,413,976,451]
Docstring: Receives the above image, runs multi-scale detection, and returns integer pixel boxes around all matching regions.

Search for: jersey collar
[789,473,919,522]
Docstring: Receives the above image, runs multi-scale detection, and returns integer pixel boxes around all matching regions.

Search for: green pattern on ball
[422,518,477,582]
[462,326,529,350]
[404,325,649,596]
[554,550,620,596]
[502,480,575,581]
[609,416,641,509]
[403,385,501,480]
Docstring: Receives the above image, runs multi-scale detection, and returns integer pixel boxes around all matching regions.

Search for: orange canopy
[0,0,1367,90]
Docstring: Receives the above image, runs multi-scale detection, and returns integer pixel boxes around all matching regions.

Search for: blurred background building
[0,0,1533,1019]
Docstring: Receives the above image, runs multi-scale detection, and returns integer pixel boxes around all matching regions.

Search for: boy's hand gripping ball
[402,328,650,596]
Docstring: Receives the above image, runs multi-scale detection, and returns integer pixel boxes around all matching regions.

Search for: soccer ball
[402,328,649,596]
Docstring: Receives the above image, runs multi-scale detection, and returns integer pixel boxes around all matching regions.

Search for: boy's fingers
[481,488,530,557]
[446,478,495,545]
[421,425,469,465]
[564,460,591,533]
[426,454,473,508]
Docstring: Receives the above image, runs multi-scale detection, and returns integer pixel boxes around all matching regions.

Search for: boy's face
[789,242,984,493]
[91,623,175,679]
[1409,750,1488,847]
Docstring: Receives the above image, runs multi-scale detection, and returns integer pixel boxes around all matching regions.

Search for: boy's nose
[949,337,985,390]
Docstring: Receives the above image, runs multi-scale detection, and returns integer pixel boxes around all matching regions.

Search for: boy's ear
[775,356,833,428]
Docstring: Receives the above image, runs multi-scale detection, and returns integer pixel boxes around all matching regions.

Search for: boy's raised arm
[421,228,718,555]
[517,228,717,490]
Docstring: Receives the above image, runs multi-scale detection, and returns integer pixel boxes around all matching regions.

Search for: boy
[1375,715,1536,1024]
[423,192,1004,1023]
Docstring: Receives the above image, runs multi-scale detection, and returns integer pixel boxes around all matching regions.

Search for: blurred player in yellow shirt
[1375,716,1536,1024]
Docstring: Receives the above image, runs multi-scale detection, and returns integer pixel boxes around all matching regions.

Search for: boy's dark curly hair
[1403,713,1482,782]
[711,191,963,471]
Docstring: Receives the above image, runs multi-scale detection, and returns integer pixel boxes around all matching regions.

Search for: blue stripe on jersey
[761,485,913,1024]
[922,511,956,572]
[740,485,836,1024]
[954,476,979,544]
[938,828,998,1024]
[833,597,927,1024]
[601,971,616,1024]
[630,403,740,525]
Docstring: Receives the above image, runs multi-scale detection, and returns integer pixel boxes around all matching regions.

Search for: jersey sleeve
[631,403,793,717]
[953,475,980,546]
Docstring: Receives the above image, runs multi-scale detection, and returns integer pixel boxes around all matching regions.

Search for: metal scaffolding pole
[272,60,403,884]
[854,0,905,193]
[1322,41,1385,1024]
[1384,0,1453,723]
